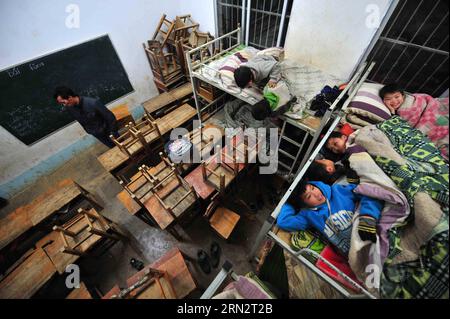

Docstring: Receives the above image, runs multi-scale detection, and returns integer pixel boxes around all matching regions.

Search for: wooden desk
[103,247,196,299]
[143,83,193,114]
[0,179,102,250]
[66,282,93,299]
[0,248,57,299]
[98,103,197,172]
[117,190,141,215]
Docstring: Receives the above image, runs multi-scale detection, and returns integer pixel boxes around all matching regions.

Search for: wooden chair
[152,14,177,49]
[111,104,134,131]
[109,267,177,299]
[119,153,175,205]
[175,28,214,76]
[188,125,216,160]
[150,167,198,220]
[201,145,240,194]
[52,208,126,257]
[170,15,199,45]
[110,124,144,157]
[204,193,240,240]
[143,40,185,92]
[129,115,163,148]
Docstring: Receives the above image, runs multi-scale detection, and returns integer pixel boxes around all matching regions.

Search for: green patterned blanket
[373,116,449,299]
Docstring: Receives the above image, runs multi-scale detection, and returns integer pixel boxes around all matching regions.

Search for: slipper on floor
[210,242,221,268]
[197,249,211,274]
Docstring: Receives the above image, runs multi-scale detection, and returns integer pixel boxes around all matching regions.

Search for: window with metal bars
[366,0,448,96]
[216,0,293,49]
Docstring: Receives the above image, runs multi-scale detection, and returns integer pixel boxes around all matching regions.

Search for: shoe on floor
[130,258,144,271]
[197,249,211,274]
[210,242,221,268]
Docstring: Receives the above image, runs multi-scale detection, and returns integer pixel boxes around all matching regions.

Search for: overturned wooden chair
[150,167,198,220]
[129,114,163,148]
[201,145,240,194]
[110,125,145,157]
[204,193,240,240]
[52,207,127,257]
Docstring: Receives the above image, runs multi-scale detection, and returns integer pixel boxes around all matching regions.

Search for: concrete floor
[0,111,287,298]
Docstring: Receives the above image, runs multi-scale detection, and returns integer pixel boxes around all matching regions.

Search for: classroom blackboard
[0,35,133,145]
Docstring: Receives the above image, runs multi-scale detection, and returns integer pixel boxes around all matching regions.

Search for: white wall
[0,0,188,197]
[284,0,392,80]
[176,0,217,36]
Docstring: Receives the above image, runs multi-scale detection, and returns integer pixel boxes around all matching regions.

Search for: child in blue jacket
[277,181,383,256]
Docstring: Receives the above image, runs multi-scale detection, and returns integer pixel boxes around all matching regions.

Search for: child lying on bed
[234,54,282,89]
[379,83,449,160]
[277,180,383,256]
[306,159,359,185]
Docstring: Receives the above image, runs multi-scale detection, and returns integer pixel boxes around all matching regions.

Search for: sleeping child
[305,159,359,185]
[234,54,282,89]
[277,180,383,256]
[379,83,449,159]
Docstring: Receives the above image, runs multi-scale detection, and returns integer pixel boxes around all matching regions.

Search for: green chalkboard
[0,35,133,145]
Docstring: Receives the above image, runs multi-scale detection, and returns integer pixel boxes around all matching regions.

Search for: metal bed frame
[248,62,378,299]
[185,28,373,182]
[186,26,379,299]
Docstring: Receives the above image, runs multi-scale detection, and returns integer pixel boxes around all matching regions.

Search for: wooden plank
[117,190,141,215]
[97,146,129,172]
[0,248,56,299]
[97,103,196,172]
[66,282,93,299]
[0,206,33,250]
[142,82,193,114]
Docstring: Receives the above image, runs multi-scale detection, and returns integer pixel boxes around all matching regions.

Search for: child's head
[325,131,348,154]
[234,66,254,88]
[252,99,271,120]
[306,160,345,185]
[379,83,405,113]
[288,180,326,209]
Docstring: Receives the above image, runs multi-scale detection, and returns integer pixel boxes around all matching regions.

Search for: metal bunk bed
[248,62,378,299]
[185,27,372,181]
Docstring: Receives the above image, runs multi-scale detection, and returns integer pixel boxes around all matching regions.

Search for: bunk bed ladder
[276,119,310,180]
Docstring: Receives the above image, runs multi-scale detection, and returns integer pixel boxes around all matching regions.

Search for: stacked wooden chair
[143,40,185,93]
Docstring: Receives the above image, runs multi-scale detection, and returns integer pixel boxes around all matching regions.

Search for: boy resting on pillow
[234,54,282,89]
[277,180,383,256]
